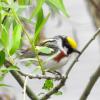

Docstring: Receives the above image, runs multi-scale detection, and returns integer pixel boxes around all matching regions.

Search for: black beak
[73,49,81,54]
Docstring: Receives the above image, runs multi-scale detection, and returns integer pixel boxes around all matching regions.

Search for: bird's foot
[47,70,62,78]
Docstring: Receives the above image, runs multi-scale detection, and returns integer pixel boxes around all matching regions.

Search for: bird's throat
[53,51,66,62]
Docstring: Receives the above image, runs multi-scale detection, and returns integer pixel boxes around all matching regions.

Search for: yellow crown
[67,37,77,49]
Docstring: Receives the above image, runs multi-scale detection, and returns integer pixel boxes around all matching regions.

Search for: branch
[80,65,100,100]
[23,76,28,100]
[40,28,100,100]
[19,71,62,80]
[4,60,38,100]
[89,0,100,11]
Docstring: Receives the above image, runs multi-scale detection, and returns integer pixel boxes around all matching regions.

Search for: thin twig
[89,0,100,11]
[23,76,28,100]
[80,65,100,100]
[40,28,100,100]
[18,71,62,80]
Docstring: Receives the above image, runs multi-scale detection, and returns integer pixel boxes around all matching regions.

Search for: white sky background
[2,0,100,100]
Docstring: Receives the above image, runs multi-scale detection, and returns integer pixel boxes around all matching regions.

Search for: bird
[19,35,80,72]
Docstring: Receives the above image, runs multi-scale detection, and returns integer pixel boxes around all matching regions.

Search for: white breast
[42,55,68,71]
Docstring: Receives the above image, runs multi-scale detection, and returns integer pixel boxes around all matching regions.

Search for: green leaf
[7,66,19,71]
[30,0,45,19]
[42,79,54,90]
[10,24,22,55]
[4,17,13,31]
[0,84,11,87]
[0,6,2,24]
[33,13,50,45]
[33,8,44,45]
[1,24,9,49]
[18,0,31,5]
[55,91,62,95]
[0,0,8,3]
[35,8,44,32]
[18,0,25,5]
[46,1,58,13]
[0,2,10,8]
[0,75,4,81]
[0,39,3,49]
[0,66,19,73]
[36,46,54,54]
[0,50,5,66]
[0,68,8,74]
[46,0,69,16]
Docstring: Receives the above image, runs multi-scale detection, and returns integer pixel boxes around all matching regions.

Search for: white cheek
[57,39,64,51]
[63,47,68,55]
[56,38,68,55]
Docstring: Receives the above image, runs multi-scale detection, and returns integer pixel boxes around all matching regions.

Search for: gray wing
[39,38,59,55]
[18,39,59,58]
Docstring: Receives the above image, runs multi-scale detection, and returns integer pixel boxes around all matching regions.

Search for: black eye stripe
[62,38,74,54]
[62,38,71,48]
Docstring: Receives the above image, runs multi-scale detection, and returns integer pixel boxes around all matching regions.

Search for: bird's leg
[54,71,62,78]
[47,71,62,78]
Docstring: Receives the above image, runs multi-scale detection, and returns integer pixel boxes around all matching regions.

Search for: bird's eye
[66,37,77,49]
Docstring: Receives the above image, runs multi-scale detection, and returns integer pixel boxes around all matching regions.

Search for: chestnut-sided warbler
[20,35,80,71]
